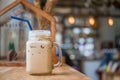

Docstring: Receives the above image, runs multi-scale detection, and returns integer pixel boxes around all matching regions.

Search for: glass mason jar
[26,30,62,74]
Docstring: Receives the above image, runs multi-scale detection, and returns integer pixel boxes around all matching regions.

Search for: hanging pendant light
[68,16,75,24]
[89,16,95,26]
[108,17,114,26]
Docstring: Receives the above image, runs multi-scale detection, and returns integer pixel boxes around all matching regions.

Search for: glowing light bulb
[89,17,95,26]
[68,16,75,24]
[108,17,114,26]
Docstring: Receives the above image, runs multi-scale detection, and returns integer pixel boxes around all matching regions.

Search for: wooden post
[41,0,58,29]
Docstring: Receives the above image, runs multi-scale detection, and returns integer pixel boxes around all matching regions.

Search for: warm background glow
[108,17,114,26]
[68,16,75,24]
[89,17,95,26]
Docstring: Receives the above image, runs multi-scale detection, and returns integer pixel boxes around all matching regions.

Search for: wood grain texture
[0,64,92,80]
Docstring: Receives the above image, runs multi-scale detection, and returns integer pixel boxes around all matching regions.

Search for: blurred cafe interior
[0,0,120,80]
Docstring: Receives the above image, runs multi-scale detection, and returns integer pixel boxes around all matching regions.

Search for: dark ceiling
[59,0,120,17]
[40,0,120,17]
[40,0,120,9]
[56,0,120,9]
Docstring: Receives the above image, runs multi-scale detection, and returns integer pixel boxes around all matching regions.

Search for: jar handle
[53,42,62,68]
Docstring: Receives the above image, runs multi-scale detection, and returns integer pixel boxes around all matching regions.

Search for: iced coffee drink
[26,30,62,74]
[26,30,52,74]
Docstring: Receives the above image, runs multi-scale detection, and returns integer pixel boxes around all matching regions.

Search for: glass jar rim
[29,30,51,37]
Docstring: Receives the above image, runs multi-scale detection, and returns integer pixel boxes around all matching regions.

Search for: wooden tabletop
[0,64,91,80]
